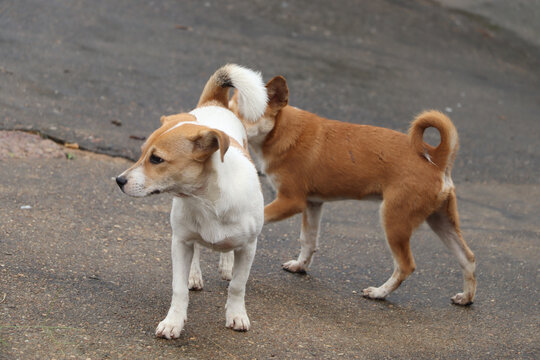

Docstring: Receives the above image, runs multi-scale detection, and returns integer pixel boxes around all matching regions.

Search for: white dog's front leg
[218,251,234,281]
[225,240,256,331]
[156,237,193,339]
[188,243,204,290]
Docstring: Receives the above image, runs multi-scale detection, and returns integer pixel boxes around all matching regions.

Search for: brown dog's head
[229,75,289,143]
[115,113,230,197]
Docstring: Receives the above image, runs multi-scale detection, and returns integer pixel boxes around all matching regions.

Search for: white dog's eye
[149,154,164,164]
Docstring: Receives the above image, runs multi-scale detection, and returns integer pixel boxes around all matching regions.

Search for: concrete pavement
[1,148,538,359]
[434,0,540,47]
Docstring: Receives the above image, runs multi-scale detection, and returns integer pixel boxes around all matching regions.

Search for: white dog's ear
[190,129,230,163]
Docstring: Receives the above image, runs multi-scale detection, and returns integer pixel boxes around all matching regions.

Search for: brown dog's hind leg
[427,191,476,305]
[363,202,417,300]
[283,201,323,273]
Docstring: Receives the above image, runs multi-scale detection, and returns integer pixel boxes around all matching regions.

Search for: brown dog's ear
[160,116,169,124]
[190,129,230,163]
[266,76,289,112]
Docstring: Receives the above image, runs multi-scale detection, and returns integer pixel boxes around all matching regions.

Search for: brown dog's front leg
[282,201,323,273]
[264,195,306,224]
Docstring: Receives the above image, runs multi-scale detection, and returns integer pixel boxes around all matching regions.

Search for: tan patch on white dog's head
[118,113,230,197]
[160,113,195,125]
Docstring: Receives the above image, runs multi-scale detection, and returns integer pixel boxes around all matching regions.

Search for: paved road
[1,149,538,359]
[1,0,538,183]
[435,0,540,47]
[1,1,539,359]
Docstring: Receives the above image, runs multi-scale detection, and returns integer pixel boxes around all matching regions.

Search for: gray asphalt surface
[435,0,540,47]
[1,0,538,182]
[1,1,539,359]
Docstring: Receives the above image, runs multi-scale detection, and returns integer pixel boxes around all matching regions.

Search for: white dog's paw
[362,286,387,300]
[451,292,473,306]
[225,307,250,331]
[188,271,204,291]
[155,314,186,339]
[282,259,307,273]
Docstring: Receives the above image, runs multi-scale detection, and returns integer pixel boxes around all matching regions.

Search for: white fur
[190,106,247,144]
[222,64,267,123]
[282,202,323,273]
[156,106,264,338]
[426,211,476,304]
[188,243,204,290]
[219,251,234,281]
[442,173,454,193]
[171,146,263,247]
[120,166,147,197]
[118,83,265,337]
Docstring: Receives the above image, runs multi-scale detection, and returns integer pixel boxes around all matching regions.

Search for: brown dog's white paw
[155,315,186,339]
[451,292,473,306]
[225,308,250,331]
[362,286,388,299]
[188,271,204,291]
[282,260,307,273]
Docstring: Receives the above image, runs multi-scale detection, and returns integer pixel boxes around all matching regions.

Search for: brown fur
[231,76,476,305]
[123,116,231,199]
[197,67,234,108]
[262,106,447,223]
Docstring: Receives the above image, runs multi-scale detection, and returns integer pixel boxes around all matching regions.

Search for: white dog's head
[116,114,229,197]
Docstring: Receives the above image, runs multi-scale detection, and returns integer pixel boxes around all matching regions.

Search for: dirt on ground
[0,131,65,160]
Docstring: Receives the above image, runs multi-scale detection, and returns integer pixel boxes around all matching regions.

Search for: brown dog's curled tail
[197,64,267,123]
[409,110,459,173]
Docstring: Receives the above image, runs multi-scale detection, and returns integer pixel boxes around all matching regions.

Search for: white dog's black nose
[116,176,128,189]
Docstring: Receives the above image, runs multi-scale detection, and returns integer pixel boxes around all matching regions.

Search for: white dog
[116,64,266,338]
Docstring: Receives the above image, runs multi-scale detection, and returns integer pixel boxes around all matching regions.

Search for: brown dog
[229,76,476,305]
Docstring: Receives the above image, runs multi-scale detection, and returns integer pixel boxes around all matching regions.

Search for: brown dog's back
[264,106,446,203]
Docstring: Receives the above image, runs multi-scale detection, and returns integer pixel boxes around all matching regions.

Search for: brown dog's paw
[282,260,307,273]
[362,286,388,300]
[451,292,473,306]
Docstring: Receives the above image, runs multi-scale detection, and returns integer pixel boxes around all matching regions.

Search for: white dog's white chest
[171,197,261,252]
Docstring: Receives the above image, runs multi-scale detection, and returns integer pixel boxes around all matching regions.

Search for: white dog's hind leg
[225,240,256,331]
[218,251,234,281]
[156,236,193,339]
[283,201,323,273]
[188,243,204,290]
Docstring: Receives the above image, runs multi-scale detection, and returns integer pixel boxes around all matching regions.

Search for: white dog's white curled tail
[197,64,268,123]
